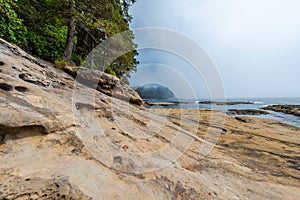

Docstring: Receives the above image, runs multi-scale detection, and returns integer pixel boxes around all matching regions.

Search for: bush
[0,0,27,46]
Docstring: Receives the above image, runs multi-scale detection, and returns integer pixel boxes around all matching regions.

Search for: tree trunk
[63,1,76,61]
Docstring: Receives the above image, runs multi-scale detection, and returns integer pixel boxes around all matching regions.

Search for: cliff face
[0,39,299,199]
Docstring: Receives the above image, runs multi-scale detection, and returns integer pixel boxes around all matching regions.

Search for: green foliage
[54,58,71,69]
[12,0,68,61]
[25,25,67,61]
[105,66,117,77]
[0,0,27,46]
[0,0,138,78]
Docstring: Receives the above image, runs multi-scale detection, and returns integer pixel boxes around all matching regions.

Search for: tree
[0,0,27,46]
[120,0,136,22]
[12,0,68,61]
[63,0,76,61]
[2,0,138,78]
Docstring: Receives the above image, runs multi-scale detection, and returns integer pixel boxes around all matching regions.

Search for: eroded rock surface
[0,171,91,200]
[0,39,299,199]
[61,65,143,105]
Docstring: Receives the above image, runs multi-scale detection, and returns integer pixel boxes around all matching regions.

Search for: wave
[254,101,264,104]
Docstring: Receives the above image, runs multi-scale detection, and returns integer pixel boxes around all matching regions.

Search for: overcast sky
[129,0,300,99]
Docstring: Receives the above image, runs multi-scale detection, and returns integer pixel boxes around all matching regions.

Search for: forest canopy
[0,0,138,78]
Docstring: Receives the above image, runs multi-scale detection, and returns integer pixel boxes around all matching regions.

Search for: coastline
[1,40,299,199]
[151,107,300,192]
[144,99,300,128]
[263,105,300,117]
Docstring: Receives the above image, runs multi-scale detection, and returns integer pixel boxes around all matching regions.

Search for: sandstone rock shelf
[0,39,299,199]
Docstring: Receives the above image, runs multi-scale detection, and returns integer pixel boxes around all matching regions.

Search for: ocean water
[147,97,300,128]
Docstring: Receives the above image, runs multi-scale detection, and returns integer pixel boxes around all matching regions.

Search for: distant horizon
[131,81,300,100]
[129,0,300,99]
[132,83,300,100]
[138,96,300,101]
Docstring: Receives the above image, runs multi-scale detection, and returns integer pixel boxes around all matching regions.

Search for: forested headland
[0,0,138,78]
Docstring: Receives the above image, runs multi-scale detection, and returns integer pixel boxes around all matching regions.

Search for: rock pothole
[0,83,13,91]
[0,61,4,66]
[0,124,47,141]
[15,86,29,93]
[19,73,47,87]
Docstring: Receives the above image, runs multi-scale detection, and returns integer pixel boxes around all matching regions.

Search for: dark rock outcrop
[62,65,143,105]
[227,109,269,115]
[199,101,254,105]
[263,105,300,117]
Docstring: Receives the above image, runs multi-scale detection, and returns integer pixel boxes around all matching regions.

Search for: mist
[129,0,300,99]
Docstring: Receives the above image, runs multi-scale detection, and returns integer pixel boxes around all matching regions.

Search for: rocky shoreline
[145,101,180,106]
[263,105,300,117]
[227,109,269,115]
[0,39,299,199]
[199,101,254,105]
[143,100,255,107]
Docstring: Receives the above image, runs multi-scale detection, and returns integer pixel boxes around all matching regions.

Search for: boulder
[62,65,143,106]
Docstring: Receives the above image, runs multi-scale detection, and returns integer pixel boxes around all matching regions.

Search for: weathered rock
[263,105,300,117]
[0,38,50,68]
[0,38,143,106]
[227,109,269,115]
[62,65,143,105]
[0,39,299,199]
[0,171,91,200]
